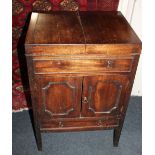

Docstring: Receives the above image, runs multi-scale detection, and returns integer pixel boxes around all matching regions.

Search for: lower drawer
[40,118,120,132]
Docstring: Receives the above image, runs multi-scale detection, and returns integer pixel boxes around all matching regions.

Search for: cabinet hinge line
[76,11,87,54]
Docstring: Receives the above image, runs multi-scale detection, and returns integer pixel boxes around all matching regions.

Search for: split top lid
[25,11,141,55]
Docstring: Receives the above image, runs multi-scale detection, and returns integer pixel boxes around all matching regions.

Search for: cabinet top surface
[25,11,141,46]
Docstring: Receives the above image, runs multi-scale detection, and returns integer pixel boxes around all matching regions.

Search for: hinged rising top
[25,11,141,55]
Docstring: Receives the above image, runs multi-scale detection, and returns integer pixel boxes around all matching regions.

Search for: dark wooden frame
[25,11,141,151]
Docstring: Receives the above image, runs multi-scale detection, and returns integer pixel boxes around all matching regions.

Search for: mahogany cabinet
[25,11,141,151]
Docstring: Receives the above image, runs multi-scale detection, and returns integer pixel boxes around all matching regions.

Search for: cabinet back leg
[34,124,42,151]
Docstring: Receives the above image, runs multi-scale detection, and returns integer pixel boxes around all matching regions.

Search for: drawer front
[40,118,119,131]
[33,58,133,74]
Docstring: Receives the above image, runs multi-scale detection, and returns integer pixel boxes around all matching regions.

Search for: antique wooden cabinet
[25,11,141,151]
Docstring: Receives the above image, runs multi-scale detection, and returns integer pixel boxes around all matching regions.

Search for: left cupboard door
[35,76,83,121]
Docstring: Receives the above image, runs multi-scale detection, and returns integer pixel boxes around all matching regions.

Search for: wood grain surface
[25,11,142,150]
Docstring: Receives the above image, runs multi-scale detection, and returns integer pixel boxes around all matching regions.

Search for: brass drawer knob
[82,97,88,104]
[107,60,113,68]
[97,119,105,126]
[59,121,64,128]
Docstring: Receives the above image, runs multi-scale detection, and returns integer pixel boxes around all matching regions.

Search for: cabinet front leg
[113,117,125,147]
[113,124,123,147]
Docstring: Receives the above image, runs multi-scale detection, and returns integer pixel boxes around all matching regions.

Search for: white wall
[118,0,142,96]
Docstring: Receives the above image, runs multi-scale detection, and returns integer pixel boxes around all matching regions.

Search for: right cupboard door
[82,75,130,117]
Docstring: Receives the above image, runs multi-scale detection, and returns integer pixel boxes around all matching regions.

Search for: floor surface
[12,97,142,155]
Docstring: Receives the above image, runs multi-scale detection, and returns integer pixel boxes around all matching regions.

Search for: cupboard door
[81,75,130,117]
[36,76,82,120]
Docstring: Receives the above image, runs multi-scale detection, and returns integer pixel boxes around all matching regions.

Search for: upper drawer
[33,57,133,74]
[33,57,134,74]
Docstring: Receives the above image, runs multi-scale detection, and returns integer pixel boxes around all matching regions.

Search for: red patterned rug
[12,0,119,111]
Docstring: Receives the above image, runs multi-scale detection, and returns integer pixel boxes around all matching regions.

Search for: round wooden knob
[56,61,61,65]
